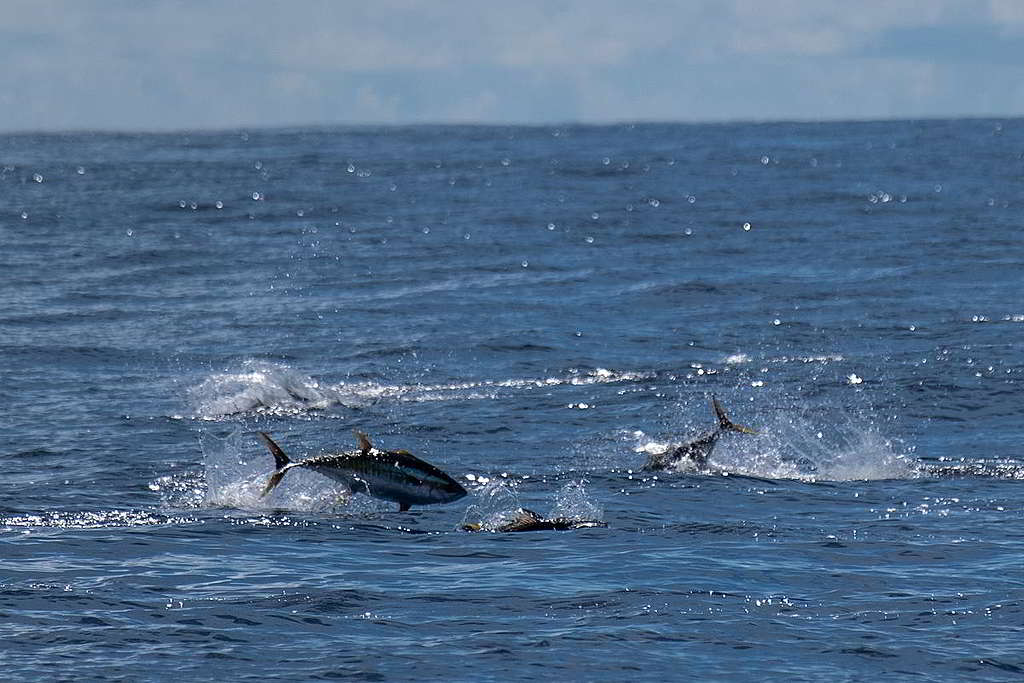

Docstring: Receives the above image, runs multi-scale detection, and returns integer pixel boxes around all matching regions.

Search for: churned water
[2,120,1022,680]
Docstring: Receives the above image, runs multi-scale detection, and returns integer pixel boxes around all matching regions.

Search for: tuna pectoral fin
[260,469,288,498]
[711,397,757,435]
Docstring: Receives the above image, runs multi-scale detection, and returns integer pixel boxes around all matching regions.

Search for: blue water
[2,120,1022,681]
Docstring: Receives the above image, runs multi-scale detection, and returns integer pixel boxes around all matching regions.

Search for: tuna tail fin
[712,397,756,434]
[258,432,292,498]
[258,432,291,470]
[261,469,288,498]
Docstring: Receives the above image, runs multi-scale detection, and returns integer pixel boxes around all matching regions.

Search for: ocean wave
[183,360,655,419]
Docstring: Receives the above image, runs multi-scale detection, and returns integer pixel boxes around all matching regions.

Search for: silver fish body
[259,431,467,511]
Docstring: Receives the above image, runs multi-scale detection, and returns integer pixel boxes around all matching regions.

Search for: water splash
[459,478,523,530]
[630,399,916,482]
[719,410,917,481]
[550,479,603,520]
[191,428,365,514]
[459,478,602,531]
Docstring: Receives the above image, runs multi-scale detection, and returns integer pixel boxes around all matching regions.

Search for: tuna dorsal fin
[354,430,373,454]
[518,508,543,523]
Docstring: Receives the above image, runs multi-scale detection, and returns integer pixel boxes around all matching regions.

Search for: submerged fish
[258,431,467,511]
[644,397,756,471]
[462,507,607,533]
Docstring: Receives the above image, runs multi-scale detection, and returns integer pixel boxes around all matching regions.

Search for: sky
[3,0,1024,132]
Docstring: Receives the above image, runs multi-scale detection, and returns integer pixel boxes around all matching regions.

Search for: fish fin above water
[260,469,288,498]
[258,432,291,470]
[257,432,296,498]
[355,430,373,454]
[711,396,756,435]
[399,502,411,512]
[517,508,544,523]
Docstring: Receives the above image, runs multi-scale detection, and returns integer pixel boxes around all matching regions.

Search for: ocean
[2,119,1022,681]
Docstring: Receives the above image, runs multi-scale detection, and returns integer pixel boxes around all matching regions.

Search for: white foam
[186,360,352,418]
[186,361,654,419]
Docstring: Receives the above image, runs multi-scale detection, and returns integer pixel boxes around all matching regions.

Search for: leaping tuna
[258,431,467,511]
[644,397,756,471]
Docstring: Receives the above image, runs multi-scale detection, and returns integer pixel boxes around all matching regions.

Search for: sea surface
[2,119,1022,681]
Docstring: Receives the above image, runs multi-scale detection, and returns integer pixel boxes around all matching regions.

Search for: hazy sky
[4,0,1024,132]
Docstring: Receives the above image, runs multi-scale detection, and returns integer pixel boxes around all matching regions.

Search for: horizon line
[1,113,1018,138]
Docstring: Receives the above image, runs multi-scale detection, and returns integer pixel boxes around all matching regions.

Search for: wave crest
[184,361,654,419]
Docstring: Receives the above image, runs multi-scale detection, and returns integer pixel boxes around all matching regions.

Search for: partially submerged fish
[644,397,756,471]
[462,507,607,533]
[258,431,467,511]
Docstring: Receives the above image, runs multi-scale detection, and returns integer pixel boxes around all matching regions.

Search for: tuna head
[374,448,468,508]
